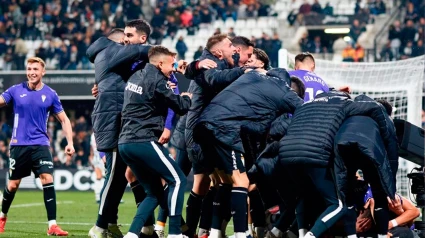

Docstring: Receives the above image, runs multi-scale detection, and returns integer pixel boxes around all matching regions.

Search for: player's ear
[139,35,147,44]
[42,68,46,76]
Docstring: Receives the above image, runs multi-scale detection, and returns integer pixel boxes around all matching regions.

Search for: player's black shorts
[195,126,245,175]
[9,146,54,180]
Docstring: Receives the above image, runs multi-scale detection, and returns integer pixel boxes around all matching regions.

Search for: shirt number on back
[305,88,324,102]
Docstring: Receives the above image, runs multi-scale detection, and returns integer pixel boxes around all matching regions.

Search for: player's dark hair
[107,28,124,37]
[231,36,255,48]
[253,48,270,70]
[295,52,315,64]
[376,99,393,116]
[126,19,152,38]
[206,34,229,51]
[290,76,306,99]
[148,46,177,60]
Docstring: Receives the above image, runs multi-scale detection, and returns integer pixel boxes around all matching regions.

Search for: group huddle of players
[84,19,419,238]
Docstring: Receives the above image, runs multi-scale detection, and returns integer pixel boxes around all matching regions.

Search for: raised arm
[156,80,192,115]
[201,67,245,92]
[109,44,151,70]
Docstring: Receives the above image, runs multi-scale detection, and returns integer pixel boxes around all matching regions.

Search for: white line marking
[11,201,74,208]
[6,221,235,227]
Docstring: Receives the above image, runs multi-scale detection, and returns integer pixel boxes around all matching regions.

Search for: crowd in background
[380,1,425,61]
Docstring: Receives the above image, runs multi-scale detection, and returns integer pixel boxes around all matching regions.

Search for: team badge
[42,95,46,102]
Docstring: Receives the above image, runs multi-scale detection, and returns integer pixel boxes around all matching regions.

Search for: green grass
[1,191,230,237]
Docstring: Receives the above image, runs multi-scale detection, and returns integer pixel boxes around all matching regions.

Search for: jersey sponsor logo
[125,82,143,95]
[41,95,46,102]
[19,94,27,98]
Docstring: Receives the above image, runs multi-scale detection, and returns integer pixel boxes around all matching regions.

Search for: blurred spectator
[310,36,326,53]
[166,16,179,40]
[228,27,236,38]
[245,4,256,18]
[223,0,238,21]
[412,39,424,57]
[257,3,271,17]
[422,110,425,129]
[323,2,334,16]
[14,38,28,70]
[349,19,366,44]
[194,46,203,60]
[342,43,355,62]
[200,7,213,25]
[214,28,222,35]
[176,36,188,60]
[400,41,414,59]
[180,8,193,28]
[3,47,13,71]
[299,32,310,52]
[354,0,362,14]
[354,43,365,62]
[35,42,47,61]
[113,10,126,28]
[380,41,395,61]
[0,37,7,55]
[388,20,402,50]
[270,32,282,68]
[400,20,417,47]
[405,2,419,23]
[311,0,322,14]
[299,0,311,15]
[369,0,386,15]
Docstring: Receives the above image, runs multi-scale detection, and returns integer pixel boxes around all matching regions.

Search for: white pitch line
[7,221,234,227]
[11,201,74,208]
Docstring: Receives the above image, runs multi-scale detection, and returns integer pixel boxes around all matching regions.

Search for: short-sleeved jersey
[289,70,329,102]
[1,82,64,146]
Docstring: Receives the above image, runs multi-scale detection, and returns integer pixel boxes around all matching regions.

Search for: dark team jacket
[197,68,304,153]
[170,114,187,150]
[86,37,151,151]
[118,64,191,144]
[184,50,244,154]
[279,91,396,167]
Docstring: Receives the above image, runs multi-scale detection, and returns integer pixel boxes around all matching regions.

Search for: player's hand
[198,59,217,69]
[65,144,75,156]
[92,84,99,98]
[364,198,375,209]
[339,85,351,93]
[356,216,372,232]
[181,92,193,99]
[387,232,393,238]
[387,196,403,213]
[176,60,188,74]
[158,128,171,144]
[167,81,177,90]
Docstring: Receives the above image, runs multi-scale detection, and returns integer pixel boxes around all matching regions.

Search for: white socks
[142,226,154,235]
[198,228,209,237]
[347,235,358,238]
[94,178,104,202]
[124,232,139,238]
[209,229,222,238]
[298,229,308,238]
[271,227,283,237]
[48,220,56,229]
[303,232,316,238]
[377,235,387,238]
[0,212,6,218]
[235,232,246,238]
[248,223,253,236]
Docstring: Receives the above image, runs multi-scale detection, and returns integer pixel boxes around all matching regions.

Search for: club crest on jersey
[41,95,46,102]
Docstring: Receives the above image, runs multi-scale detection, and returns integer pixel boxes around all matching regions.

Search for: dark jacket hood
[266,68,291,85]
[86,37,115,63]
[354,94,374,102]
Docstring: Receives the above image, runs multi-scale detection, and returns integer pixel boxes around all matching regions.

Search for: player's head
[295,52,315,72]
[206,34,236,66]
[376,99,393,116]
[245,48,269,70]
[26,57,46,85]
[290,76,305,99]
[148,46,176,79]
[231,36,254,66]
[107,28,125,44]
[124,19,152,45]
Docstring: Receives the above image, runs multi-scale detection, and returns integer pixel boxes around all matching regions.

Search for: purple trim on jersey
[99,152,106,158]
[1,82,63,146]
[165,73,179,130]
[289,70,329,102]
[364,185,403,205]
